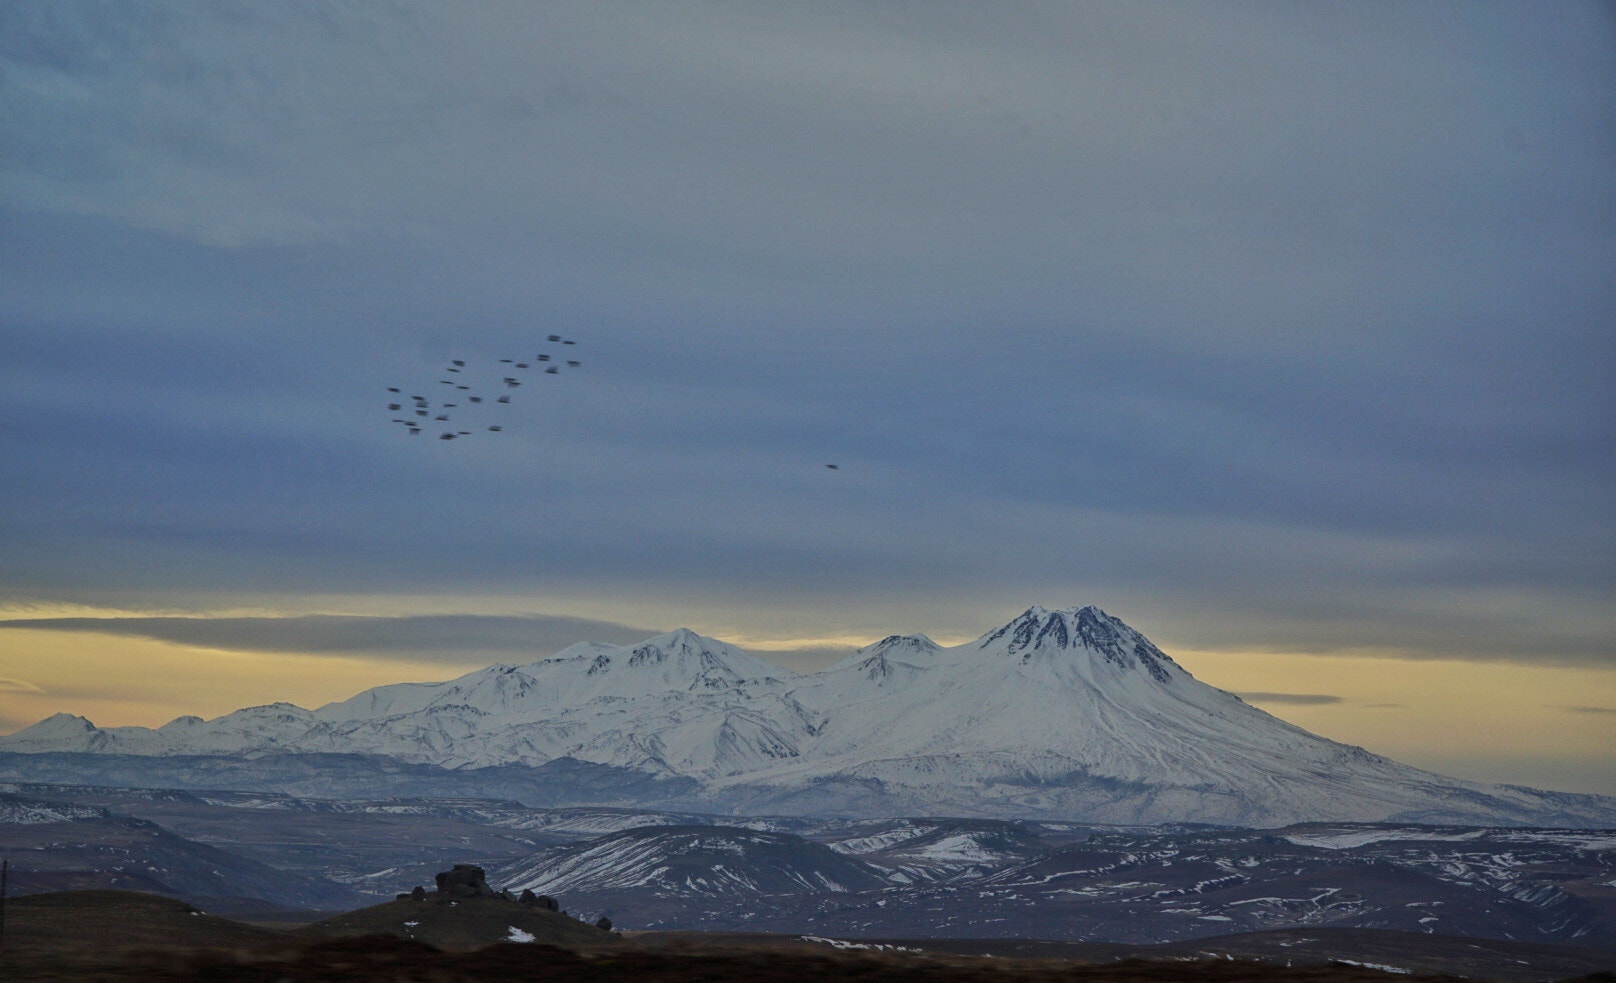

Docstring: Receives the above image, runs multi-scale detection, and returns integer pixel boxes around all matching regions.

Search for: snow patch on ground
[1494,831,1616,851]
[0,801,106,824]
[1334,959,1412,974]
[828,823,936,855]
[1283,828,1486,850]
[911,833,1004,863]
[803,936,916,952]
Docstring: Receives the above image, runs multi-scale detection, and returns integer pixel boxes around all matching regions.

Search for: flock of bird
[381,334,839,468]
[385,335,580,441]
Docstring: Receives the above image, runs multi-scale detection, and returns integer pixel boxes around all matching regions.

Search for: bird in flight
[382,334,582,444]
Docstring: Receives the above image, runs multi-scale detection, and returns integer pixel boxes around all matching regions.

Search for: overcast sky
[2,3,1613,794]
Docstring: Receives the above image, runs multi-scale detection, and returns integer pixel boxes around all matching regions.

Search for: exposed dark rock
[434,864,498,899]
[519,888,558,910]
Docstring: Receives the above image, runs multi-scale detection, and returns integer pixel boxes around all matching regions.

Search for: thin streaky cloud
[0,615,662,662]
[1236,691,1344,707]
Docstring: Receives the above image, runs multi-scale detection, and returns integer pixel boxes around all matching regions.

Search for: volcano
[3,606,1610,827]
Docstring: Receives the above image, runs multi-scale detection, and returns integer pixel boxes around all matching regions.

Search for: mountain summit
[2,606,1610,827]
[981,605,1178,682]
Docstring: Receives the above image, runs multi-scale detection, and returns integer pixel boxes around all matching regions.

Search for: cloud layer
[0,3,1611,676]
[0,614,659,663]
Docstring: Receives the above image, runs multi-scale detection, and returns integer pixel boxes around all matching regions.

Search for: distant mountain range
[489,817,1616,946]
[4,605,1612,827]
[6,783,1613,959]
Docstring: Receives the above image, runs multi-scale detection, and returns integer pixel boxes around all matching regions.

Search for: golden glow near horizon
[2,616,1613,797]
[1170,648,1616,796]
[0,627,474,732]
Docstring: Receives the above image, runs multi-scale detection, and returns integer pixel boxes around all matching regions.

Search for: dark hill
[0,807,366,918]
[2,890,1612,982]
[298,895,621,952]
[1,889,282,953]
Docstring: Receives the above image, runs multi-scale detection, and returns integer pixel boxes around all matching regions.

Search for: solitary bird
[826,464,839,470]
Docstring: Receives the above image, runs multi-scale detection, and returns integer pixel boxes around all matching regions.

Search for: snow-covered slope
[4,606,1612,827]
[499,825,889,898]
[713,607,1607,826]
[5,628,810,777]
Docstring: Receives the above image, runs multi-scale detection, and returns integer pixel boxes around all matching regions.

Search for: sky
[2,3,1613,796]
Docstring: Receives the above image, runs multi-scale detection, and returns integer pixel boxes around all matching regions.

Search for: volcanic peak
[981,605,1177,683]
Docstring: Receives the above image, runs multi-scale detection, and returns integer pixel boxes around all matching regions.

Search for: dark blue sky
[1,3,1613,790]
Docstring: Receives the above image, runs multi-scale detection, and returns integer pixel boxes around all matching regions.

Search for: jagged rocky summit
[3,605,1612,827]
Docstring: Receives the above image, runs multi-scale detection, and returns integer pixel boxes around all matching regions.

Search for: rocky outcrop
[519,888,559,910]
[434,864,497,899]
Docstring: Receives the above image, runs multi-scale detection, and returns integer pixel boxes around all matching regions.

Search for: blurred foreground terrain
[3,889,1615,983]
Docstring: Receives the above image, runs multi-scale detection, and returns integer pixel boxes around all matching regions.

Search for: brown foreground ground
[1,890,1612,983]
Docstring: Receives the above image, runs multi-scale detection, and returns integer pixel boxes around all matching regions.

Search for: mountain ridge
[4,605,1612,828]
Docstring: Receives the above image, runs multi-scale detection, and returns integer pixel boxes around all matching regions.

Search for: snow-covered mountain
[4,606,1612,827]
